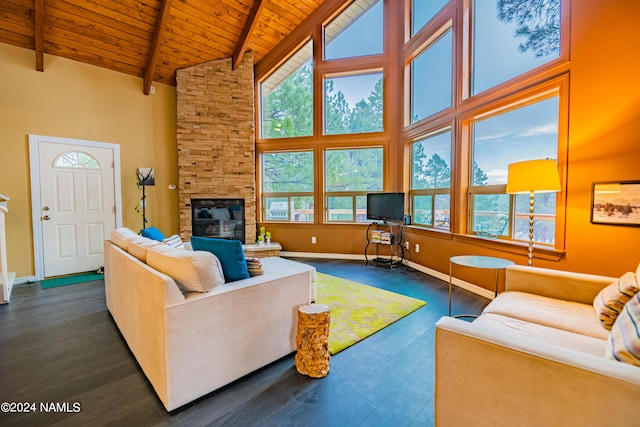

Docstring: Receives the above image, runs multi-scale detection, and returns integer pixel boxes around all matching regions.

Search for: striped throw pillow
[593,272,639,330]
[162,234,185,250]
[606,292,640,366]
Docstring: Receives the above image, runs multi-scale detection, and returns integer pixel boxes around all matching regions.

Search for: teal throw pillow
[141,226,166,241]
[191,237,249,282]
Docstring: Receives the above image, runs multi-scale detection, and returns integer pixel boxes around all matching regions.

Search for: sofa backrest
[109,228,225,293]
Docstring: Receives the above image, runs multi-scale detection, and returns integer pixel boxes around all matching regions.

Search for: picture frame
[590,180,640,226]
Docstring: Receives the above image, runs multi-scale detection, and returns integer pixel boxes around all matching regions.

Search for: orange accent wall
[260,0,640,289]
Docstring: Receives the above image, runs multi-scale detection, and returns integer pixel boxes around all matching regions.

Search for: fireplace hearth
[191,199,245,242]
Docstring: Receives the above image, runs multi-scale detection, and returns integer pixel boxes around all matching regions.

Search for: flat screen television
[366,192,405,223]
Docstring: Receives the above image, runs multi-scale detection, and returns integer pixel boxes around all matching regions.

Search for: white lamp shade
[506,159,561,194]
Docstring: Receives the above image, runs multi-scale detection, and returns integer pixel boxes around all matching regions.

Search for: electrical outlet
[403,241,409,249]
[415,244,420,253]
[311,236,316,244]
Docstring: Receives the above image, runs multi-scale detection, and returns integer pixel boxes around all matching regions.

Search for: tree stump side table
[295,303,331,378]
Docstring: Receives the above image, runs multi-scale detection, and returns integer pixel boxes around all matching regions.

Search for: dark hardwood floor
[0,258,489,427]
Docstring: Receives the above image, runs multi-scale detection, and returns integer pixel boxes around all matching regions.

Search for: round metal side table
[448,255,515,318]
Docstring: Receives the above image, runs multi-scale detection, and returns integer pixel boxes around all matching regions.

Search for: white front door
[36,140,117,277]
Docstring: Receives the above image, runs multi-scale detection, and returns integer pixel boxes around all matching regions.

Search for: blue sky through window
[473,96,559,185]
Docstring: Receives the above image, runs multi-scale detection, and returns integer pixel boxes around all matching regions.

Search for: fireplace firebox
[191,199,245,242]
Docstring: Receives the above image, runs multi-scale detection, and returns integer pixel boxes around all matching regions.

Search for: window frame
[323,146,385,224]
[259,149,315,223]
[404,0,569,253]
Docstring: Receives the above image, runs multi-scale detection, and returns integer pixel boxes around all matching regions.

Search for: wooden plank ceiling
[0,0,326,94]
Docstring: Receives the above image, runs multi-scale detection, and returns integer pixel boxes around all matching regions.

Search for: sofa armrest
[435,316,640,427]
[505,265,615,304]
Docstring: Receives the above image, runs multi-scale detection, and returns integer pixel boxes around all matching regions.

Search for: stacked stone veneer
[176,52,257,243]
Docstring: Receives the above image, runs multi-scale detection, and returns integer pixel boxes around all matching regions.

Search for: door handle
[42,215,50,221]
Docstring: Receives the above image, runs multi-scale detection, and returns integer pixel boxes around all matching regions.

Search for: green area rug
[315,272,426,355]
[41,272,104,289]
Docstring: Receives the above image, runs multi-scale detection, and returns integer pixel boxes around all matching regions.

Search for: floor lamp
[506,159,561,266]
[136,167,155,231]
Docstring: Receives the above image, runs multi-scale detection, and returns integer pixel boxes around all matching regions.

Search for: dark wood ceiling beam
[34,0,44,71]
[232,0,267,70]
[143,0,173,95]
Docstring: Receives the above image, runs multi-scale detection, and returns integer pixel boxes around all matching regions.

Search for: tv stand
[364,221,404,269]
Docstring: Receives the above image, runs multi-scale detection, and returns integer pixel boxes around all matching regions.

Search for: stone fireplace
[191,198,245,242]
[176,53,257,243]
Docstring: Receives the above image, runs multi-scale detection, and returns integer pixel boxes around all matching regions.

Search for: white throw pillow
[146,246,225,293]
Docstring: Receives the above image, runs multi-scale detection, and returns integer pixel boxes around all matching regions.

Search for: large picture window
[260,41,313,139]
[410,29,452,124]
[472,0,561,95]
[325,148,383,222]
[469,95,560,243]
[410,130,451,229]
[262,151,314,222]
[324,0,383,60]
[325,72,384,135]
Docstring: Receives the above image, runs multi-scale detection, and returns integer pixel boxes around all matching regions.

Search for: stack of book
[246,258,264,276]
[371,230,383,243]
[380,232,394,245]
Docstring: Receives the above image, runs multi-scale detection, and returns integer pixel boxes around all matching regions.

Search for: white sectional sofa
[435,264,640,426]
[104,228,316,411]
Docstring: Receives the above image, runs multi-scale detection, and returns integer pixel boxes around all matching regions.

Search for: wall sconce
[506,159,561,266]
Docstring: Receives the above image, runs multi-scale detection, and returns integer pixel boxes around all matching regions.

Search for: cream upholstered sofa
[435,264,640,426]
[104,228,316,411]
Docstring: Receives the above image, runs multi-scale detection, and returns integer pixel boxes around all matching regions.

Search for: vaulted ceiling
[0,0,327,94]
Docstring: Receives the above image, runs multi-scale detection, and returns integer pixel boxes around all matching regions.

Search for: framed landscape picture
[591,181,640,226]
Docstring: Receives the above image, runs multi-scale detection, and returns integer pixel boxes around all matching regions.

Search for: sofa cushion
[162,234,185,250]
[190,236,250,282]
[607,292,640,366]
[483,291,609,340]
[146,245,225,292]
[111,227,138,250]
[126,235,163,263]
[140,226,166,241]
[473,313,608,357]
[593,272,639,330]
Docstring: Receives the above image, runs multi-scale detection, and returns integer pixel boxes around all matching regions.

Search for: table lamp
[506,159,561,266]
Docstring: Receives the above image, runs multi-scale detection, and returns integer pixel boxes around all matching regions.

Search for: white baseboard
[402,259,495,300]
[282,252,494,300]
[282,251,366,261]
[14,276,37,285]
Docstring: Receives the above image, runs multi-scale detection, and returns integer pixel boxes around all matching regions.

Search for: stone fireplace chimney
[176,53,257,243]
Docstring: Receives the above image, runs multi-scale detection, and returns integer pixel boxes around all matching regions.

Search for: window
[325,72,384,135]
[54,151,99,169]
[469,96,560,243]
[325,148,383,222]
[410,29,452,124]
[472,0,561,95]
[410,130,451,229]
[411,0,449,36]
[260,41,313,139]
[262,151,314,222]
[324,0,383,60]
